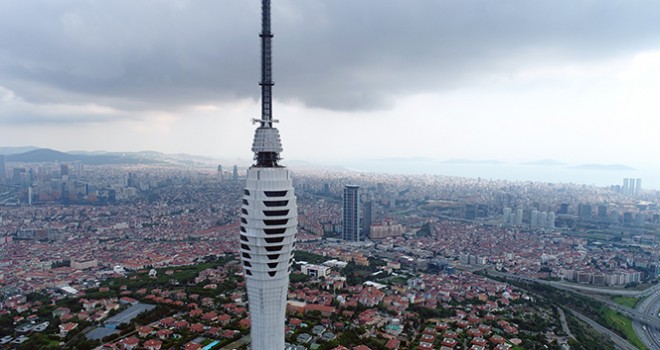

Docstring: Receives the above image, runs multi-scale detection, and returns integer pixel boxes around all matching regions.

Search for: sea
[337,160,660,191]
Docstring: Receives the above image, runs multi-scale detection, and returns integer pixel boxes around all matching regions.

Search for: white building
[301,264,331,278]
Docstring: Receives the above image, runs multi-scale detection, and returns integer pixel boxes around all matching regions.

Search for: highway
[492,271,660,329]
[634,288,660,350]
[568,309,638,350]
[554,280,660,298]
[488,270,660,349]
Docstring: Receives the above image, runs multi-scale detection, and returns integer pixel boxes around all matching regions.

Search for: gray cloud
[1,0,660,121]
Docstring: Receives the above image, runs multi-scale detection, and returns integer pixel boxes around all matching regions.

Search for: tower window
[245,269,252,276]
[244,189,250,196]
[242,252,251,259]
[265,245,283,252]
[268,271,277,277]
[264,219,288,226]
[241,244,251,251]
[264,200,288,207]
[242,199,249,205]
[268,262,278,269]
[265,237,284,243]
[263,210,289,217]
[264,191,287,197]
[240,234,249,242]
[268,254,280,260]
[264,228,286,235]
[241,217,248,224]
[240,226,246,233]
[241,208,248,215]
[244,261,252,267]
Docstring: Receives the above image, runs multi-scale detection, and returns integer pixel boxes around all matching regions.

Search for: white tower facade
[238,1,297,349]
[240,168,297,350]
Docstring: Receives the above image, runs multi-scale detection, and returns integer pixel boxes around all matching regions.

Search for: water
[203,340,220,350]
[339,160,660,190]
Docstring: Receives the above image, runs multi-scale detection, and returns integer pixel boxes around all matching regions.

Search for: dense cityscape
[2,154,660,349]
[3,1,660,350]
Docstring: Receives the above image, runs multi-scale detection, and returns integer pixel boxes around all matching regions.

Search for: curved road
[489,271,660,349]
[569,309,638,350]
[634,289,660,350]
[554,280,660,298]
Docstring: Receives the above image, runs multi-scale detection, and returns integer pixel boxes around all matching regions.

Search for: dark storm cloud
[1,0,659,120]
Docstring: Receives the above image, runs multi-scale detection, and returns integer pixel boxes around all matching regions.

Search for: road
[493,271,660,330]
[554,280,660,298]
[634,288,660,350]
[487,270,660,349]
[557,307,575,340]
[568,309,639,350]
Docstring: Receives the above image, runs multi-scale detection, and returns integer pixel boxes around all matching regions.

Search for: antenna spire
[251,0,282,167]
[260,0,274,128]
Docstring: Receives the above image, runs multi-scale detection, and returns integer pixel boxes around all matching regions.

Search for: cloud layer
[2,0,660,124]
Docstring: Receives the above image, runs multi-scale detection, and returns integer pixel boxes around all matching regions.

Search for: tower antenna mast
[260,0,274,128]
[251,0,282,168]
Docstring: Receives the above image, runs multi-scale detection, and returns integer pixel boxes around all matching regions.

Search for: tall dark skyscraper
[362,200,373,238]
[60,164,69,178]
[343,185,361,241]
[238,1,298,349]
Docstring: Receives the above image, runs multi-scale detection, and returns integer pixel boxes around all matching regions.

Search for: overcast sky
[1,0,660,167]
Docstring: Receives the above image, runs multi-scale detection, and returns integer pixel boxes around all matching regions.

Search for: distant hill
[0,146,40,155]
[5,148,160,165]
[570,164,636,171]
[6,149,79,162]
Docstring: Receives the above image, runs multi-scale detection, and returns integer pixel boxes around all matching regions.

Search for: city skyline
[1,1,660,168]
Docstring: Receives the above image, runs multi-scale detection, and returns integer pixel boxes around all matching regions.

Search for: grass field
[611,296,641,308]
[603,308,646,350]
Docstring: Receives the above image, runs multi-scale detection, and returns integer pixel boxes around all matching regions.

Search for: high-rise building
[515,208,523,225]
[362,200,373,238]
[539,211,548,228]
[343,185,361,241]
[597,205,608,221]
[217,164,223,180]
[60,164,69,178]
[0,154,5,183]
[232,165,239,181]
[238,1,298,349]
[502,207,512,224]
[12,168,26,187]
[547,212,556,229]
[635,178,642,196]
[578,204,592,221]
[530,209,539,227]
[623,178,631,195]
